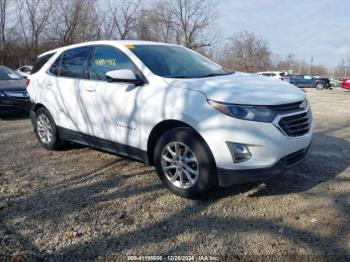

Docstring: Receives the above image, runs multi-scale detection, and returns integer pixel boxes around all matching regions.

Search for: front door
[80,45,143,149]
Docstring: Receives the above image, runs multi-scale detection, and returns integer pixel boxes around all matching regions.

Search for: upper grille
[270,101,304,112]
[278,109,311,137]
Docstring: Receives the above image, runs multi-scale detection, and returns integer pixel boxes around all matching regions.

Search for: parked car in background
[314,76,331,89]
[16,65,33,79]
[0,65,29,111]
[342,77,350,90]
[287,74,330,90]
[27,40,313,198]
[256,71,288,81]
[330,78,342,87]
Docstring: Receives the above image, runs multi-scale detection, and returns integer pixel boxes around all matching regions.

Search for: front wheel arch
[146,120,216,169]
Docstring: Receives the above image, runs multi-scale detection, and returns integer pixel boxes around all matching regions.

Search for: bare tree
[16,0,53,58]
[0,0,10,64]
[48,0,98,46]
[163,0,218,49]
[136,3,174,42]
[221,31,272,72]
[103,0,140,40]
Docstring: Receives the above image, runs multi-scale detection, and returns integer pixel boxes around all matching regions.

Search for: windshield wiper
[169,71,235,79]
[198,71,235,78]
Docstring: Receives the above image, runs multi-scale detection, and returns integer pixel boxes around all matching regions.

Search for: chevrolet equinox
[27,41,313,198]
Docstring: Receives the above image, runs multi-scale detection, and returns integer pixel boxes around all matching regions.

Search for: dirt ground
[0,88,349,261]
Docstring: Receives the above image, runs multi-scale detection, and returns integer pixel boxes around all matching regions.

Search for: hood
[0,79,26,91]
[164,72,305,105]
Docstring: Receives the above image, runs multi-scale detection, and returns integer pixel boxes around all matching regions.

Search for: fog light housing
[226,142,252,163]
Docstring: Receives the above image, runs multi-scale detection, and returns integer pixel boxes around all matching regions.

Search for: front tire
[35,107,62,150]
[154,127,217,198]
[315,82,325,90]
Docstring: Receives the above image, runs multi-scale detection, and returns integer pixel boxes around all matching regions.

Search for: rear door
[46,46,93,133]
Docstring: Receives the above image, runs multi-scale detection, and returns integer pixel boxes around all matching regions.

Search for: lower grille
[281,146,310,166]
[278,109,311,137]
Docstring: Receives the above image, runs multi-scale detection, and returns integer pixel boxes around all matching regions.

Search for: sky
[217,0,350,69]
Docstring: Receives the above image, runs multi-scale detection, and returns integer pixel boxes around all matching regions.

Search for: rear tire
[35,107,62,150]
[315,82,325,90]
[154,127,217,198]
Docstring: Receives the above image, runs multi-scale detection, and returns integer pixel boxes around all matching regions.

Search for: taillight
[25,78,30,87]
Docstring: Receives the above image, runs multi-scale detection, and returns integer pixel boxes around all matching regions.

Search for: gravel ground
[0,88,349,261]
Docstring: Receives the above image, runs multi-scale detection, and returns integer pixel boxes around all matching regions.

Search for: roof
[38,40,178,57]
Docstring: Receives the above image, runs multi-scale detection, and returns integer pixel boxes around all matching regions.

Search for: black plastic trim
[217,144,311,187]
[57,126,149,164]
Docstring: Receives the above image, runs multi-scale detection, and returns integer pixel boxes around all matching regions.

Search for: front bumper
[217,143,311,186]
[0,93,29,110]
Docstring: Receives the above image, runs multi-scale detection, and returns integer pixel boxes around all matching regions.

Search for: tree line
[0,0,348,77]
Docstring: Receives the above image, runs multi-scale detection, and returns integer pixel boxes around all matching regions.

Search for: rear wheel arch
[33,103,46,112]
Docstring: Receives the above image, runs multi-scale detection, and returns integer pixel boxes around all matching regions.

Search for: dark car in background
[287,74,331,90]
[0,65,29,111]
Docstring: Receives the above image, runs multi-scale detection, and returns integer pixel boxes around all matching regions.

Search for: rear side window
[59,47,92,79]
[90,46,136,81]
[32,53,55,74]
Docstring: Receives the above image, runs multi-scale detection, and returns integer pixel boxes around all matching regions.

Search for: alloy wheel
[37,114,53,144]
[161,141,199,189]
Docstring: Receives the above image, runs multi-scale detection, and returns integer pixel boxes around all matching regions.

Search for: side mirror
[105,69,144,86]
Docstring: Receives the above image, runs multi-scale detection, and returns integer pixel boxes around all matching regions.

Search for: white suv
[256,71,288,81]
[27,41,313,198]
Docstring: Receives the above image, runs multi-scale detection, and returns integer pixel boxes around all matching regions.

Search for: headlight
[0,92,4,97]
[208,100,277,122]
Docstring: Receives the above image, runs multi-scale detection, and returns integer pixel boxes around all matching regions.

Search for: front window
[130,45,232,78]
[90,46,136,81]
[0,66,22,80]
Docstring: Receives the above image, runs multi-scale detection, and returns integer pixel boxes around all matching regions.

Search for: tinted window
[90,46,136,81]
[32,53,55,74]
[21,67,32,73]
[59,47,92,79]
[49,55,62,76]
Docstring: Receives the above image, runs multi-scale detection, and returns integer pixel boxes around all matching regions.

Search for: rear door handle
[85,87,96,92]
[46,81,52,87]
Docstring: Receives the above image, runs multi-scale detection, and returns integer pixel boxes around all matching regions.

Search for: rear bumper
[217,144,311,187]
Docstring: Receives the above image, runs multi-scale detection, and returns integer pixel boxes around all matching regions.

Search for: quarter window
[90,46,135,81]
[49,55,62,76]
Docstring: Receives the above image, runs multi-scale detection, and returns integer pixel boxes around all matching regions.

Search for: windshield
[0,66,22,80]
[130,45,232,78]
